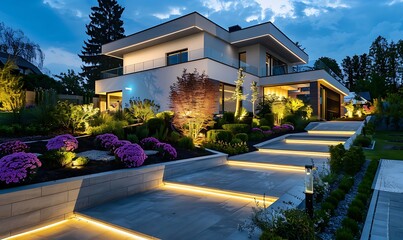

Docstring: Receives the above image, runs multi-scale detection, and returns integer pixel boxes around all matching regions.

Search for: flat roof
[102,12,308,64]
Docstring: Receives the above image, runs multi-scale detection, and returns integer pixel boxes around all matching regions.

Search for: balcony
[100,47,259,79]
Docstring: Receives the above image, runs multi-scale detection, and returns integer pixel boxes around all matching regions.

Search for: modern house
[95,12,349,120]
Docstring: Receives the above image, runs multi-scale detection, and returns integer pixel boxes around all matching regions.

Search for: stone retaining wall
[0,152,227,238]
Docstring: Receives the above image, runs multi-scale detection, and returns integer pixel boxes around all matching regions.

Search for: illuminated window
[239,52,246,70]
[167,49,188,65]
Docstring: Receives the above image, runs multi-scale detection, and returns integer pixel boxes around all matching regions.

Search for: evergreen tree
[314,56,343,79]
[55,69,86,95]
[79,0,125,91]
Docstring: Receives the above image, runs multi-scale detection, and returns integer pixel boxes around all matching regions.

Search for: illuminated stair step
[74,213,159,240]
[284,139,344,145]
[307,130,355,135]
[163,182,278,203]
[227,160,305,172]
[258,148,330,157]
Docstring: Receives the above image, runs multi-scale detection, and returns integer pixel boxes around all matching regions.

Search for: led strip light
[258,148,330,157]
[285,139,344,145]
[308,130,355,135]
[227,161,305,172]
[164,182,278,203]
[4,220,69,240]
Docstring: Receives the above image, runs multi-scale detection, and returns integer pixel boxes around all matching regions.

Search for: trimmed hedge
[206,129,232,143]
[234,133,248,142]
[222,124,250,134]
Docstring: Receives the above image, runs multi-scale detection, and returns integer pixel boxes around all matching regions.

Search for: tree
[79,0,125,91]
[20,74,63,92]
[232,68,248,119]
[170,69,218,142]
[314,57,342,79]
[126,98,160,122]
[249,81,258,117]
[54,69,86,95]
[342,54,370,91]
[0,22,44,68]
[0,60,25,117]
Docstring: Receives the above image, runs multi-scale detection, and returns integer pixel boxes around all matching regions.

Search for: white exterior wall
[123,33,204,74]
[96,58,259,112]
[203,33,238,64]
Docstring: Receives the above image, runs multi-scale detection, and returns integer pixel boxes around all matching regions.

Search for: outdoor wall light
[125,87,132,91]
[305,164,314,218]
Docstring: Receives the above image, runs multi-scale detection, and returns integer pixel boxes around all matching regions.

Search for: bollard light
[305,164,314,218]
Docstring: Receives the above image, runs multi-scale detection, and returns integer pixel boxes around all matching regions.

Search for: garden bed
[0,136,212,189]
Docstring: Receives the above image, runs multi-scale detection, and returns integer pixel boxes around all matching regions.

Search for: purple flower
[94,133,119,150]
[281,123,295,131]
[263,130,273,136]
[251,128,263,132]
[155,142,177,160]
[0,141,29,157]
[111,139,131,153]
[140,137,160,150]
[114,143,147,168]
[46,134,78,152]
[0,152,42,184]
[272,126,282,133]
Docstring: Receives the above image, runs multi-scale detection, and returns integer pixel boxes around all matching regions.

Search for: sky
[1,0,403,76]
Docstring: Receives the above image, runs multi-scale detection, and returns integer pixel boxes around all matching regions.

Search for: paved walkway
[9,121,364,239]
[362,159,403,240]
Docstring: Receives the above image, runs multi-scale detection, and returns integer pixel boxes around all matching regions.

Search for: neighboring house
[0,52,42,75]
[95,12,349,120]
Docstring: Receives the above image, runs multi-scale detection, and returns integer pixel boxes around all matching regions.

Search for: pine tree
[79,0,125,91]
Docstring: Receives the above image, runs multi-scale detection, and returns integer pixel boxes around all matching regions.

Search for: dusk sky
[1,0,403,76]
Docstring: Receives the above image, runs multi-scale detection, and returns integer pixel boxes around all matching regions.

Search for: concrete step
[284,134,348,145]
[165,165,304,198]
[257,139,331,153]
[228,151,328,168]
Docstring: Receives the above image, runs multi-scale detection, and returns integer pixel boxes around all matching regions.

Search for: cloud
[152,7,186,19]
[387,0,403,5]
[254,0,295,22]
[303,7,320,17]
[43,47,81,75]
[42,0,87,19]
[246,15,259,22]
[201,0,235,12]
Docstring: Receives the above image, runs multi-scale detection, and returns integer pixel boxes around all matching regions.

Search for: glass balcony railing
[100,47,259,79]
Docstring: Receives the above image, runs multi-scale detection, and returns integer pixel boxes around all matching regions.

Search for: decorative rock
[76,150,115,161]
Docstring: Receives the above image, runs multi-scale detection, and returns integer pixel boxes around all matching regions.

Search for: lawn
[364,131,403,160]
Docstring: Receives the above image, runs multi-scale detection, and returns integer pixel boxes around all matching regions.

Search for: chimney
[228,25,242,32]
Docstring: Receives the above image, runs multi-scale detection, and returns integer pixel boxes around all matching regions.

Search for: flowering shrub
[155,142,177,159]
[94,133,118,150]
[272,126,282,133]
[140,137,160,150]
[262,130,273,137]
[115,143,147,168]
[0,152,42,184]
[203,140,248,155]
[281,123,294,131]
[251,127,263,132]
[0,141,29,157]
[111,139,131,153]
[46,134,78,152]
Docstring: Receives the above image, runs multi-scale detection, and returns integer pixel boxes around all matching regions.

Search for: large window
[239,52,247,70]
[272,57,287,75]
[218,83,237,113]
[167,49,188,66]
[266,53,272,76]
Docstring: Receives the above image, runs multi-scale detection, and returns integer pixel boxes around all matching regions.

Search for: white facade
[96,12,347,118]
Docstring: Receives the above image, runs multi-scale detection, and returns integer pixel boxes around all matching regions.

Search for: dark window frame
[167,49,188,66]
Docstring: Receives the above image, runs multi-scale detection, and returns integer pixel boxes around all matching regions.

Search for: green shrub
[351,199,365,211]
[326,195,339,207]
[135,124,149,140]
[260,126,271,131]
[0,125,14,136]
[356,193,369,204]
[147,118,165,134]
[331,189,346,201]
[223,111,235,123]
[339,176,354,193]
[234,133,248,142]
[169,131,181,143]
[203,140,248,155]
[249,131,264,141]
[90,120,128,139]
[230,138,242,145]
[178,136,195,149]
[347,206,363,221]
[40,151,76,168]
[72,156,89,166]
[264,113,274,127]
[206,129,233,142]
[259,118,270,127]
[329,144,346,173]
[358,181,372,195]
[127,134,139,143]
[343,146,365,175]
[314,209,330,232]
[156,110,174,121]
[252,118,260,127]
[222,123,249,134]
[260,231,285,240]
[353,135,372,147]
[321,201,336,214]
[342,218,359,236]
[335,227,354,240]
